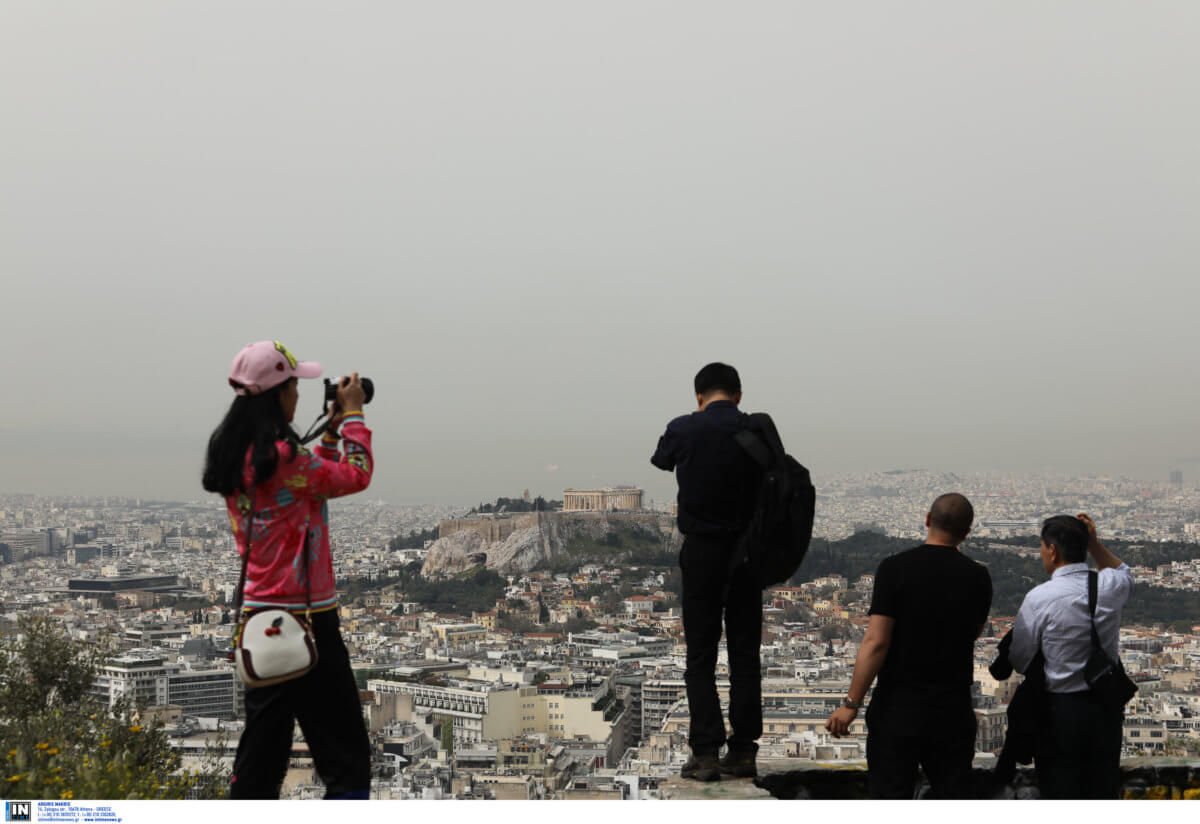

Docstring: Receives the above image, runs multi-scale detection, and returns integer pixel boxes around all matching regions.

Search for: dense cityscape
[1,469,1197,799]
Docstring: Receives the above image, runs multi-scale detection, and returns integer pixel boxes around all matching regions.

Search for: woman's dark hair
[1041,515,1089,564]
[202,381,299,497]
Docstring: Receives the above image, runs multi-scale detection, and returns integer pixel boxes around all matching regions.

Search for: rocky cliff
[420,512,678,579]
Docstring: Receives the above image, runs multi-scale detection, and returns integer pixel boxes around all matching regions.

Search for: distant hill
[796,532,1200,632]
[421,512,679,578]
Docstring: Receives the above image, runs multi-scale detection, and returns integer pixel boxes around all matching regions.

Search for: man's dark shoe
[680,753,721,782]
[719,743,758,778]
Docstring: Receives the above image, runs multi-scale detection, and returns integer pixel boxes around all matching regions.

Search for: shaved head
[929,493,974,543]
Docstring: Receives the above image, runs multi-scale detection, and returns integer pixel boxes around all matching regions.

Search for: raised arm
[1077,513,1122,570]
[280,411,373,500]
[650,420,682,471]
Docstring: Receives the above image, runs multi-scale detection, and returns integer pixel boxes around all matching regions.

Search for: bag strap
[1087,570,1103,650]
[230,486,314,648]
[723,413,780,599]
[299,510,313,621]
[734,428,772,469]
[232,488,256,618]
[230,488,256,650]
[734,412,786,468]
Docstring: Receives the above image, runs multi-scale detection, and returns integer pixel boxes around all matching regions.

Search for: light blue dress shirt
[1008,562,1134,694]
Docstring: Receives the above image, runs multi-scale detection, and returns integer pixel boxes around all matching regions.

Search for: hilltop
[420,511,678,578]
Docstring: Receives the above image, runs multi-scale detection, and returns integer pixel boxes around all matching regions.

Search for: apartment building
[91,651,240,720]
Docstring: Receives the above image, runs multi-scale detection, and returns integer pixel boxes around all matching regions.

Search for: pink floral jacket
[226,413,373,612]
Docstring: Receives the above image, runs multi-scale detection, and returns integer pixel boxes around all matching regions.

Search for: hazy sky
[3,2,1198,506]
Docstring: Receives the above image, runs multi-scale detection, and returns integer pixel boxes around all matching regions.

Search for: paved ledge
[661,758,1200,800]
[660,760,858,800]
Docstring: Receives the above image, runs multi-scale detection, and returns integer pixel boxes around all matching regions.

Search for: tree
[0,617,227,799]
[597,590,622,616]
[389,527,438,550]
[783,604,811,623]
[436,715,454,756]
[561,616,598,634]
[498,612,537,634]
[820,622,851,641]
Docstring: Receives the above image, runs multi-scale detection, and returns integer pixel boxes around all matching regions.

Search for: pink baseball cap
[228,341,322,396]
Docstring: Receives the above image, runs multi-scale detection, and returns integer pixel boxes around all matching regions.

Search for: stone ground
[660,760,866,800]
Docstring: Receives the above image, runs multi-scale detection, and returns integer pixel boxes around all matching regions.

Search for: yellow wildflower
[7,774,22,783]
[36,742,50,750]
[47,748,59,755]
[61,791,74,799]
[6,750,14,758]
[129,725,143,733]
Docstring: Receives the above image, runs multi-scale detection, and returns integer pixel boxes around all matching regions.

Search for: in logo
[5,802,31,822]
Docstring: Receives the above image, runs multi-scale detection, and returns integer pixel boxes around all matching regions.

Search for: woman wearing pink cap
[203,340,373,799]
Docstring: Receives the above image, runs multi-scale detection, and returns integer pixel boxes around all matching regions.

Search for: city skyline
[2,471,1197,799]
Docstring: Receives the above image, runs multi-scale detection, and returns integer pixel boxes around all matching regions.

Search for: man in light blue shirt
[1009,514,1133,799]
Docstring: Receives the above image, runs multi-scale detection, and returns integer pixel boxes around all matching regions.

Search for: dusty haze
[2,2,1197,505]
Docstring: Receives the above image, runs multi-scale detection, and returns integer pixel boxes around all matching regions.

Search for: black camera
[323,376,375,406]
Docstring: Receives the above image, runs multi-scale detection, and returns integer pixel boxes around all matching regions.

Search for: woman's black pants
[230,610,371,799]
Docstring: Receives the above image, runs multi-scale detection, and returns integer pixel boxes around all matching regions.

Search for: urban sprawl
[1,470,1197,799]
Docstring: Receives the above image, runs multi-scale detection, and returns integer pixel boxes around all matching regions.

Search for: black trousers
[230,610,371,799]
[865,723,977,799]
[1035,691,1124,800]
[680,534,762,755]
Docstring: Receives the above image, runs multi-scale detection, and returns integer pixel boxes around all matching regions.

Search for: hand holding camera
[333,373,368,414]
[317,373,373,441]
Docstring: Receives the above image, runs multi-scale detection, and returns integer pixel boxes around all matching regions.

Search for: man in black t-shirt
[825,493,992,799]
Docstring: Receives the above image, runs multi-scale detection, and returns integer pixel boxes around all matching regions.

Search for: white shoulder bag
[231,493,318,688]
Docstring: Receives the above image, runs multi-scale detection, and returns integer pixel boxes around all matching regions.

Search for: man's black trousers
[865,724,977,799]
[230,610,371,799]
[1035,691,1123,799]
[679,534,762,755]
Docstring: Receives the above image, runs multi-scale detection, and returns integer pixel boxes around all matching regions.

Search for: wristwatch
[843,696,862,710]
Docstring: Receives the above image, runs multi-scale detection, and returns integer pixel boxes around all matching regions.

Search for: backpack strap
[734,428,772,468]
[1088,570,1103,649]
[735,412,788,466]
[724,413,779,599]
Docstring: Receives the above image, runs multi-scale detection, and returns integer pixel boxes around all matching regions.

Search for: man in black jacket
[651,363,764,781]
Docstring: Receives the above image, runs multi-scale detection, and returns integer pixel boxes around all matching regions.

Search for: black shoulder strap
[733,429,772,468]
[233,489,256,617]
[734,412,784,468]
[1087,570,1102,648]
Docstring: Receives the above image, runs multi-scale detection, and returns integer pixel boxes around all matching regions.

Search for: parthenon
[562,487,644,512]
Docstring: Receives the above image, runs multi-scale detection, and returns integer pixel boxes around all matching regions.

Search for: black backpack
[730,412,816,589]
